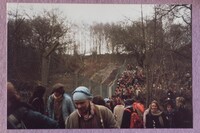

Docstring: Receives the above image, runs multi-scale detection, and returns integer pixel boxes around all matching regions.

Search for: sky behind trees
[7,3,156,55]
[7,3,190,55]
[7,3,155,25]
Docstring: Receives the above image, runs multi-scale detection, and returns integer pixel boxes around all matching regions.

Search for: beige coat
[113,105,125,127]
[65,104,119,128]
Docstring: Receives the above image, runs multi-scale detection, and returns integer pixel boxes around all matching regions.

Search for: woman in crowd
[143,100,169,128]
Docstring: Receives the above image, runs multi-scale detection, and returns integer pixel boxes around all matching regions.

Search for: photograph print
[7,3,192,129]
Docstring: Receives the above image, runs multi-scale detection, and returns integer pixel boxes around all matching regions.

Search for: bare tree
[8,8,73,85]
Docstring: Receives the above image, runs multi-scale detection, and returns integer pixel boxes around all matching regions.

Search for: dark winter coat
[164,110,176,128]
[145,110,169,128]
[121,106,133,128]
[174,107,193,128]
[29,97,45,114]
[7,102,59,129]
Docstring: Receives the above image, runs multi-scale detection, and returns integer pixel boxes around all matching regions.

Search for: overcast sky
[7,3,155,25]
[7,3,156,55]
[7,3,190,55]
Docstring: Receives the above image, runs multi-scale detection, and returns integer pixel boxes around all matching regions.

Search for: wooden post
[41,42,59,86]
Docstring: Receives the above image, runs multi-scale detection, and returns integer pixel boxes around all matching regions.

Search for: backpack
[125,102,144,128]
[7,107,27,129]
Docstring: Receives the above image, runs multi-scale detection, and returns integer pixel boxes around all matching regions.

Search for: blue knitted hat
[72,86,93,101]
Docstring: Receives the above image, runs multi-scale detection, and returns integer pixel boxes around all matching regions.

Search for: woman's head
[150,100,160,113]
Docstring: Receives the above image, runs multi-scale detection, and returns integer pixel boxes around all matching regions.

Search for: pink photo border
[1,0,199,133]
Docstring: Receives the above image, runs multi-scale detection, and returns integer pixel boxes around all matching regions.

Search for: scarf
[53,94,63,121]
[151,109,162,116]
[150,109,164,127]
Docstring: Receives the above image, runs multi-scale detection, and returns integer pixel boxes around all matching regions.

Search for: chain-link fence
[71,60,127,98]
[73,74,110,98]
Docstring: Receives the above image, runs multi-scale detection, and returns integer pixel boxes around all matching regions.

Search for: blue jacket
[47,93,75,122]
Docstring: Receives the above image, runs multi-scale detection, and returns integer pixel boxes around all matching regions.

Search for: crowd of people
[7,65,192,129]
[114,65,146,103]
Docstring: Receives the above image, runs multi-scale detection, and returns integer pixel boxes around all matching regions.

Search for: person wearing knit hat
[65,86,119,129]
[72,86,93,101]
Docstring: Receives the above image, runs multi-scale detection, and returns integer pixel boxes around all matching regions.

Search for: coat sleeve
[65,115,71,128]
[67,96,75,114]
[24,110,59,129]
[62,94,75,121]
[65,111,79,129]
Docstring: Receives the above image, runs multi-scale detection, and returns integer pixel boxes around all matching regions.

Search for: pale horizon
[7,3,155,25]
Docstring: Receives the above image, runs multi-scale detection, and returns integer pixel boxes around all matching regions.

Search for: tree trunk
[41,56,49,86]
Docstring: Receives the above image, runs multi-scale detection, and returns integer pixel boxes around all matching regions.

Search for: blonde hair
[150,100,160,110]
[176,97,185,107]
